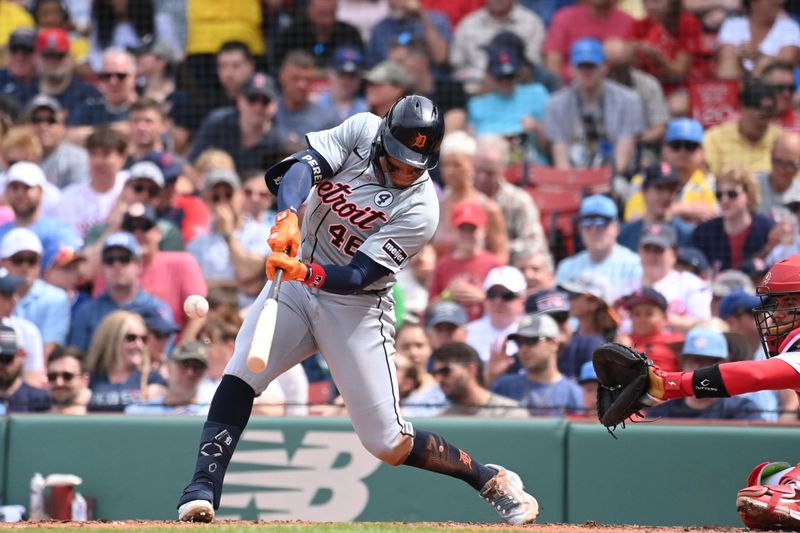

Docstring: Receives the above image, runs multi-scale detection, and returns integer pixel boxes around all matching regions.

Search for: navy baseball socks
[403,430,540,525]
[178,376,255,522]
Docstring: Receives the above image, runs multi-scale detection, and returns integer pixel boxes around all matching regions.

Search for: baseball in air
[183,295,209,318]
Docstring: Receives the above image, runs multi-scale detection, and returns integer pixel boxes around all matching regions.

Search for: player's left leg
[315,292,539,525]
[737,461,800,530]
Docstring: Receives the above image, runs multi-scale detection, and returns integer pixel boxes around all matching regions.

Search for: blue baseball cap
[665,119,704,144]
[525,289,570,321]
[102,232,141,257]
[570,38,604,67]
[140,307,181,335]
[330,45,364,74]
[719,290,760,319]
[488,47,522,78]
[677,247,710,274]
[578,361,598,383]
[425,301,468,328]
[681,328,728,359]
[579,194,618,221]
[0,268,23,295]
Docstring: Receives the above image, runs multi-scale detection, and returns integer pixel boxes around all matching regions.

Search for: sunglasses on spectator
[178,359,207,372]
[431,364,463,378]
[486,288,518,301]
[715,189,740,201]
[99,72,130,82]
[515,336,549,347]
[579,216,611,229]
[131,183,160,197]
[243,188,270,199]
[47,371,75,382]
[102,253,134,266]
[667,141,700,152]
[9,46,33,55]
[124,333,148,343]
[41,51,66,61]
[122,219,155,233]
[211,191,233,203]
[772,156,800,171]
[787,202,800,214]
[641,244,666,254]
[151,330,172,340]
[10,253,39,266]
[771,84,795,94]
[31,114,57,125]
[246,94,271,106]
[0,354,15,365]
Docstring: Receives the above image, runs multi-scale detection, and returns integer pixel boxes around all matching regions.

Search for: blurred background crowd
[0,0,799,421]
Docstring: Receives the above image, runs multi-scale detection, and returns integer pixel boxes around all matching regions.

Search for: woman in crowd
[396,322,447,418]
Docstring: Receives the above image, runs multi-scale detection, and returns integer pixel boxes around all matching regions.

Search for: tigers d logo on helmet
[412,132,427,149]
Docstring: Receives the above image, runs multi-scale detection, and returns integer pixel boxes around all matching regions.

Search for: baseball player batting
[594,254,800,530]
[177,95,539,525]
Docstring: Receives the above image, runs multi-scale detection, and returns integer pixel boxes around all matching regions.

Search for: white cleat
[481,464,540,525]
[178,499,214,522]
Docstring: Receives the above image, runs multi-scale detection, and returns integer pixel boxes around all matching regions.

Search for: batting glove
[268,209,301,257]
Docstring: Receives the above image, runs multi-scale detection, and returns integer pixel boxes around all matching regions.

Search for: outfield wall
[3,415,799,526]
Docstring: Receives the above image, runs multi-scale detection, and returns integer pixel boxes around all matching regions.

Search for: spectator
[0,324,49,413]
[675,246,712,280]
[388,37,468,131]
[616,287,682,371]
[191,40,257,121]
[125,341,210,415]
[703,81,783,176]
[0,0,34,64]
[67,48,139,141]
[363,60,413,117]
[719,290,764,358]
[763,62,800,132]
[618,163,694,251]
[492,313,583,416]
[189,73,288,176]
[274,0,364,70]
[624,118,718,224]
[474,135,547,257]
[0,267,44,387]
[425,300,469,350]
[603,38,669,149]
[756,132,800,216]
[141,309,181,381]
[430,342,526,418]
[1,228,71,353]
[710,269,755,317]
[544,0,635,80]
[635,223,712,330]
[128,97,169,160]
[317,45,369,123]
[46,345,90,415]
[397,243,436,319]
[428,201,504,321]
[691,167,776,271]
[544,38,644,173]
[513,248,556,297]
[186,169,271,308]
[34,0,91,63]
[716,0,800,79]
[396,322,447,417]
[627,0,708,87]
[467,47,550,163]
[275,51,341,147]
[766,188,800,264]
[91,203,207,331]
[0,129,62,217]
[0,29,38,105]
[555,195,642,301]
[645,327,771,420]
[130,37,180,104]
[56,127,127,238]
[68,232,173,351]
[577,360,599,416]
[367,0,451,70]
[560,270,619,343]
[465,265,527,362]
[41,243,89,317]
[34,28,101,114]
[84,309,167,412]
[87,0,179,74]
[433,131,509,263]
[450,0,545,88]
[25,95,90,190]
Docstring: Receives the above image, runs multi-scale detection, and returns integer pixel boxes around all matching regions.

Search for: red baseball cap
[451,201,487,228]
[36,28,70,54]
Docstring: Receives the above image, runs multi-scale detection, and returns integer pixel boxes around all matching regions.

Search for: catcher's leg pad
[737,463,800,530]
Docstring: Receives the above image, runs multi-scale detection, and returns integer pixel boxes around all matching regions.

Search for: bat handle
[267,269,284,300]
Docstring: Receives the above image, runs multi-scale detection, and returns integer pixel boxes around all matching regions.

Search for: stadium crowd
[0,0,799,420]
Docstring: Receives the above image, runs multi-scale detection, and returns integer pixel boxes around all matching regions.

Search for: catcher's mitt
[592,342,654,434]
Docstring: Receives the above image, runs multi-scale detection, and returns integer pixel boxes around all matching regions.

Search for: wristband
[303,263,326,289]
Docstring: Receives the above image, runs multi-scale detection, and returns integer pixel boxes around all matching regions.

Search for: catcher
[593,253,800,530]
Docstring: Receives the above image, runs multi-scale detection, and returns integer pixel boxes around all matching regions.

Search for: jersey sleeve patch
[382,239,408,266]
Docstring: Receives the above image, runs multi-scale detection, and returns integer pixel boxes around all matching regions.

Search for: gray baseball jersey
[225,112,439,456]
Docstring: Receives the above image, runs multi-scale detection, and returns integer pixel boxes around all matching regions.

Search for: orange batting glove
[266,252,309,282]
[268,209,301,257]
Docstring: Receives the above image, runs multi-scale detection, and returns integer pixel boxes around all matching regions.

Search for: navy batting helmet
[377,95,444,170]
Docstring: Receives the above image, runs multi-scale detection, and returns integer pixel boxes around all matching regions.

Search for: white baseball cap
[126,161,165,188]
[1,227,43,259]
[4,162,46,188]
[483,265,527,295]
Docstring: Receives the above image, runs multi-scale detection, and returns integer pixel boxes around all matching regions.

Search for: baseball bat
[246,268,285,373]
